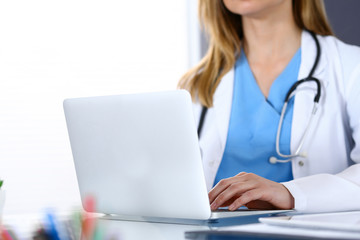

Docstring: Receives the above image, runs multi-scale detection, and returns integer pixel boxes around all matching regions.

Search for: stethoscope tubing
[197,30,322,164]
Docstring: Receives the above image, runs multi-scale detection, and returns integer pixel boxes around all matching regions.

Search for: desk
[95,218,209,240]
[3,213,360,240]
[96,217,360,240]
[185,223,360,240]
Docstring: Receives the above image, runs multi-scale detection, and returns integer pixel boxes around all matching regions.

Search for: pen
[43,211,60,240]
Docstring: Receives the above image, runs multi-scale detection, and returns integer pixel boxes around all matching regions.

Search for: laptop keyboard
[212,208,252,212]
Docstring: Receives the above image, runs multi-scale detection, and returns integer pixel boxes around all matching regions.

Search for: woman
[179,0,360,213]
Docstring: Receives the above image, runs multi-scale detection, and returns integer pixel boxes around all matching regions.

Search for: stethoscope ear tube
[197,106,208,138]
[306,77,321,103]
[197,30,323,165]
[284,77,321,103]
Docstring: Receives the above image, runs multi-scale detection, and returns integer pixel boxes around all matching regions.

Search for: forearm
[283,164,360,213]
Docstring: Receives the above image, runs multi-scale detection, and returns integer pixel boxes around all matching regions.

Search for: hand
[208,172,294,211]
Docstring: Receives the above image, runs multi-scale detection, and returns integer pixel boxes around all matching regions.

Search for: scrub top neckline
[213,48,301,186]
[238,48,301,112]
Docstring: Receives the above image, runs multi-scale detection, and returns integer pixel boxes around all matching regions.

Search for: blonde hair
[178,0,333,107]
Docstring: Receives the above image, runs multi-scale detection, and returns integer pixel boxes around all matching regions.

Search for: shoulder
[319,36,360,123]
[318,34,360,58]
[318,35,360,82]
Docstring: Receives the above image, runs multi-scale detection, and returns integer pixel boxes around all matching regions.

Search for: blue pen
[45,211,60,240]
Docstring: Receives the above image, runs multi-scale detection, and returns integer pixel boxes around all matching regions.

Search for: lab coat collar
[298,30,327,80]
[212,68,234,154]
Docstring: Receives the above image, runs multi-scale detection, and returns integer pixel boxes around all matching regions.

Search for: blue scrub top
[214,48,301,186]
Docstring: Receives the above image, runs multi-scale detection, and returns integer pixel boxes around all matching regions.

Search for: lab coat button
[298,161,304,167]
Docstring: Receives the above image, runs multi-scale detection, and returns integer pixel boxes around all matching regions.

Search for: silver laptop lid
[64,90,211,220]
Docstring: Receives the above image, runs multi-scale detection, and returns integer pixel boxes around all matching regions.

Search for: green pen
[0,179,3,189]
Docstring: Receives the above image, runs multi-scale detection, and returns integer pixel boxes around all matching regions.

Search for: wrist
[281,184,295,209]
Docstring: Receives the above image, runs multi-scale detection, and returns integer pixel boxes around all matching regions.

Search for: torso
[194,32,360,190]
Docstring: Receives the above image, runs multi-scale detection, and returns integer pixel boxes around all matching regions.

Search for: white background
[0,0,199,214]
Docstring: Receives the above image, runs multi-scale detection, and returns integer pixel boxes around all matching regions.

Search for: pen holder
[0,190,5,221]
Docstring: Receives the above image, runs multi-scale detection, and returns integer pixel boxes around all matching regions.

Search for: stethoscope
[197,30,322,165]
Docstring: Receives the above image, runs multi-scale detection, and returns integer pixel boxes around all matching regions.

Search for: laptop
[63,90,289,224]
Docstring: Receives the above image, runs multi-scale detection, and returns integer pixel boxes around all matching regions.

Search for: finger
[210,181,256,210]
[236,172,247,177]
[228,189,264,211]
[208,172,249,203]
[208,177,236,203]
[219,197,238,207]
[245,200,277,210]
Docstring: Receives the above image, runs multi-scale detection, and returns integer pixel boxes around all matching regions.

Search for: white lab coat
[193,30,360,213]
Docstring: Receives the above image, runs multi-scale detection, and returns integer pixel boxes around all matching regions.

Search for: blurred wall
[325,0,360,46]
